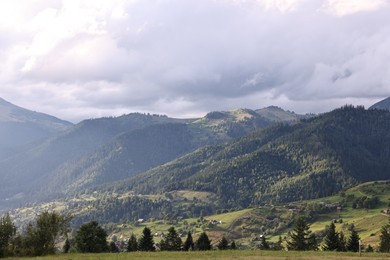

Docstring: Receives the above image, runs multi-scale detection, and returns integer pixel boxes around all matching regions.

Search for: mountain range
[0,97,72,157]
[0,97,304,207]
[1,97,390,224]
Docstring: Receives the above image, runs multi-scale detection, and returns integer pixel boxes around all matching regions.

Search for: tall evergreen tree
[379,224,390,252]
[183,232,194,251]
[127,234,138,252]
[0,213,16,257]
[322,222,340,251]
[338,231,346,252]
[217,236,229,250]
[195,232,212,251]
[287,217,316,251]
[230,240,237,250]
[160,227,182,251]
[109,241,119,253]
[138,227,155,251]
[346,226,360,252]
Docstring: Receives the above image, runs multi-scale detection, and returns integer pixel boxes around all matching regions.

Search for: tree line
[1,212,390,258]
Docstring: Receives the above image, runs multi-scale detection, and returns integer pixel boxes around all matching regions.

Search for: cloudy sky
[0,0,389,122]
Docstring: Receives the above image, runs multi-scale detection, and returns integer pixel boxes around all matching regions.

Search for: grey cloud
[0,0,390,121]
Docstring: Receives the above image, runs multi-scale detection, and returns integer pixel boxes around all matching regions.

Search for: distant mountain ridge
[369,97,390,111]
[102,106,390,208]
[0,102,305,207]
[0,97,73,157]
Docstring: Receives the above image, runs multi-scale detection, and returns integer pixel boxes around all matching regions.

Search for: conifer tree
[127,234,138,252]
[322,222,340,251]
[338,231,346,252]
[160,227,182,251]
[379,223,390,252]
[217,236,229,250]
[138,227,155,251]
[346,226,360,252]
[287,217,316,251]
[109,241,119,252]
[230,240,237,250]
[183,231,194,251]
[196,232,212,251]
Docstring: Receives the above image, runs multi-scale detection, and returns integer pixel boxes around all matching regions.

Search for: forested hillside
[0,106,301,207]
[106,106,390,208]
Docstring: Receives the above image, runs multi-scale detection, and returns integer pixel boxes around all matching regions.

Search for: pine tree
[258,235,270,250]
[379,224,390,252]
[217,236,229,250]
[138,227,155,251]
[160,227,182,251]
[307,233,318,251]
[127,234,138,252]
[287,217,315,251]
[322,222,340,251]
[230,240,237,250]
[183,231,194,251]
[338,231,346,252]
[346,226,360,252]
[109,241,119,252]
[195,232,212,251]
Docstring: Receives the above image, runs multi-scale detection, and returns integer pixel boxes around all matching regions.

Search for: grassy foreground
[7,251,390,260]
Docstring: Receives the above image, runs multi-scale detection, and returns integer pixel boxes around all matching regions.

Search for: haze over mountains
[0,98,72,157]
[0,97,305,208]
[369,97,390,111]
[1,96,390,224]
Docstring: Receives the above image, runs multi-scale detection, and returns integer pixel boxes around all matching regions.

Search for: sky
[0,0,389,123]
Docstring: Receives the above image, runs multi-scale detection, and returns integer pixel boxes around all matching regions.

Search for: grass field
[6,250,390,260]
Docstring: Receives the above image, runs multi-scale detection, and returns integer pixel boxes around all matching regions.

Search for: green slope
[106,106,390,209]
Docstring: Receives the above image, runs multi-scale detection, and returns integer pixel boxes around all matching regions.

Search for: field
[106,181,390,248]
[6,250,390,260]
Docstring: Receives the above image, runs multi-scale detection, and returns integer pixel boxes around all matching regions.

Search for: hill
[0,97,72,157]
[8,181,390,250]
[369,97,390,111]
[103,106,390,209]
[0,106,302,207]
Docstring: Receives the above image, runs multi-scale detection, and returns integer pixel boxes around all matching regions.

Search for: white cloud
[0,0,389,122]
[323,0,388,16]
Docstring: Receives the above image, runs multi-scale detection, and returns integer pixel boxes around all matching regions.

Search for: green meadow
[7,250,390,260]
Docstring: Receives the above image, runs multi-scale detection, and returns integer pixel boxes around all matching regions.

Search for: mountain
[369,97,390,111]
[0,106,304,207]
[103,106,390,209]
[0,113,184,204]
[0,97,72,157]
